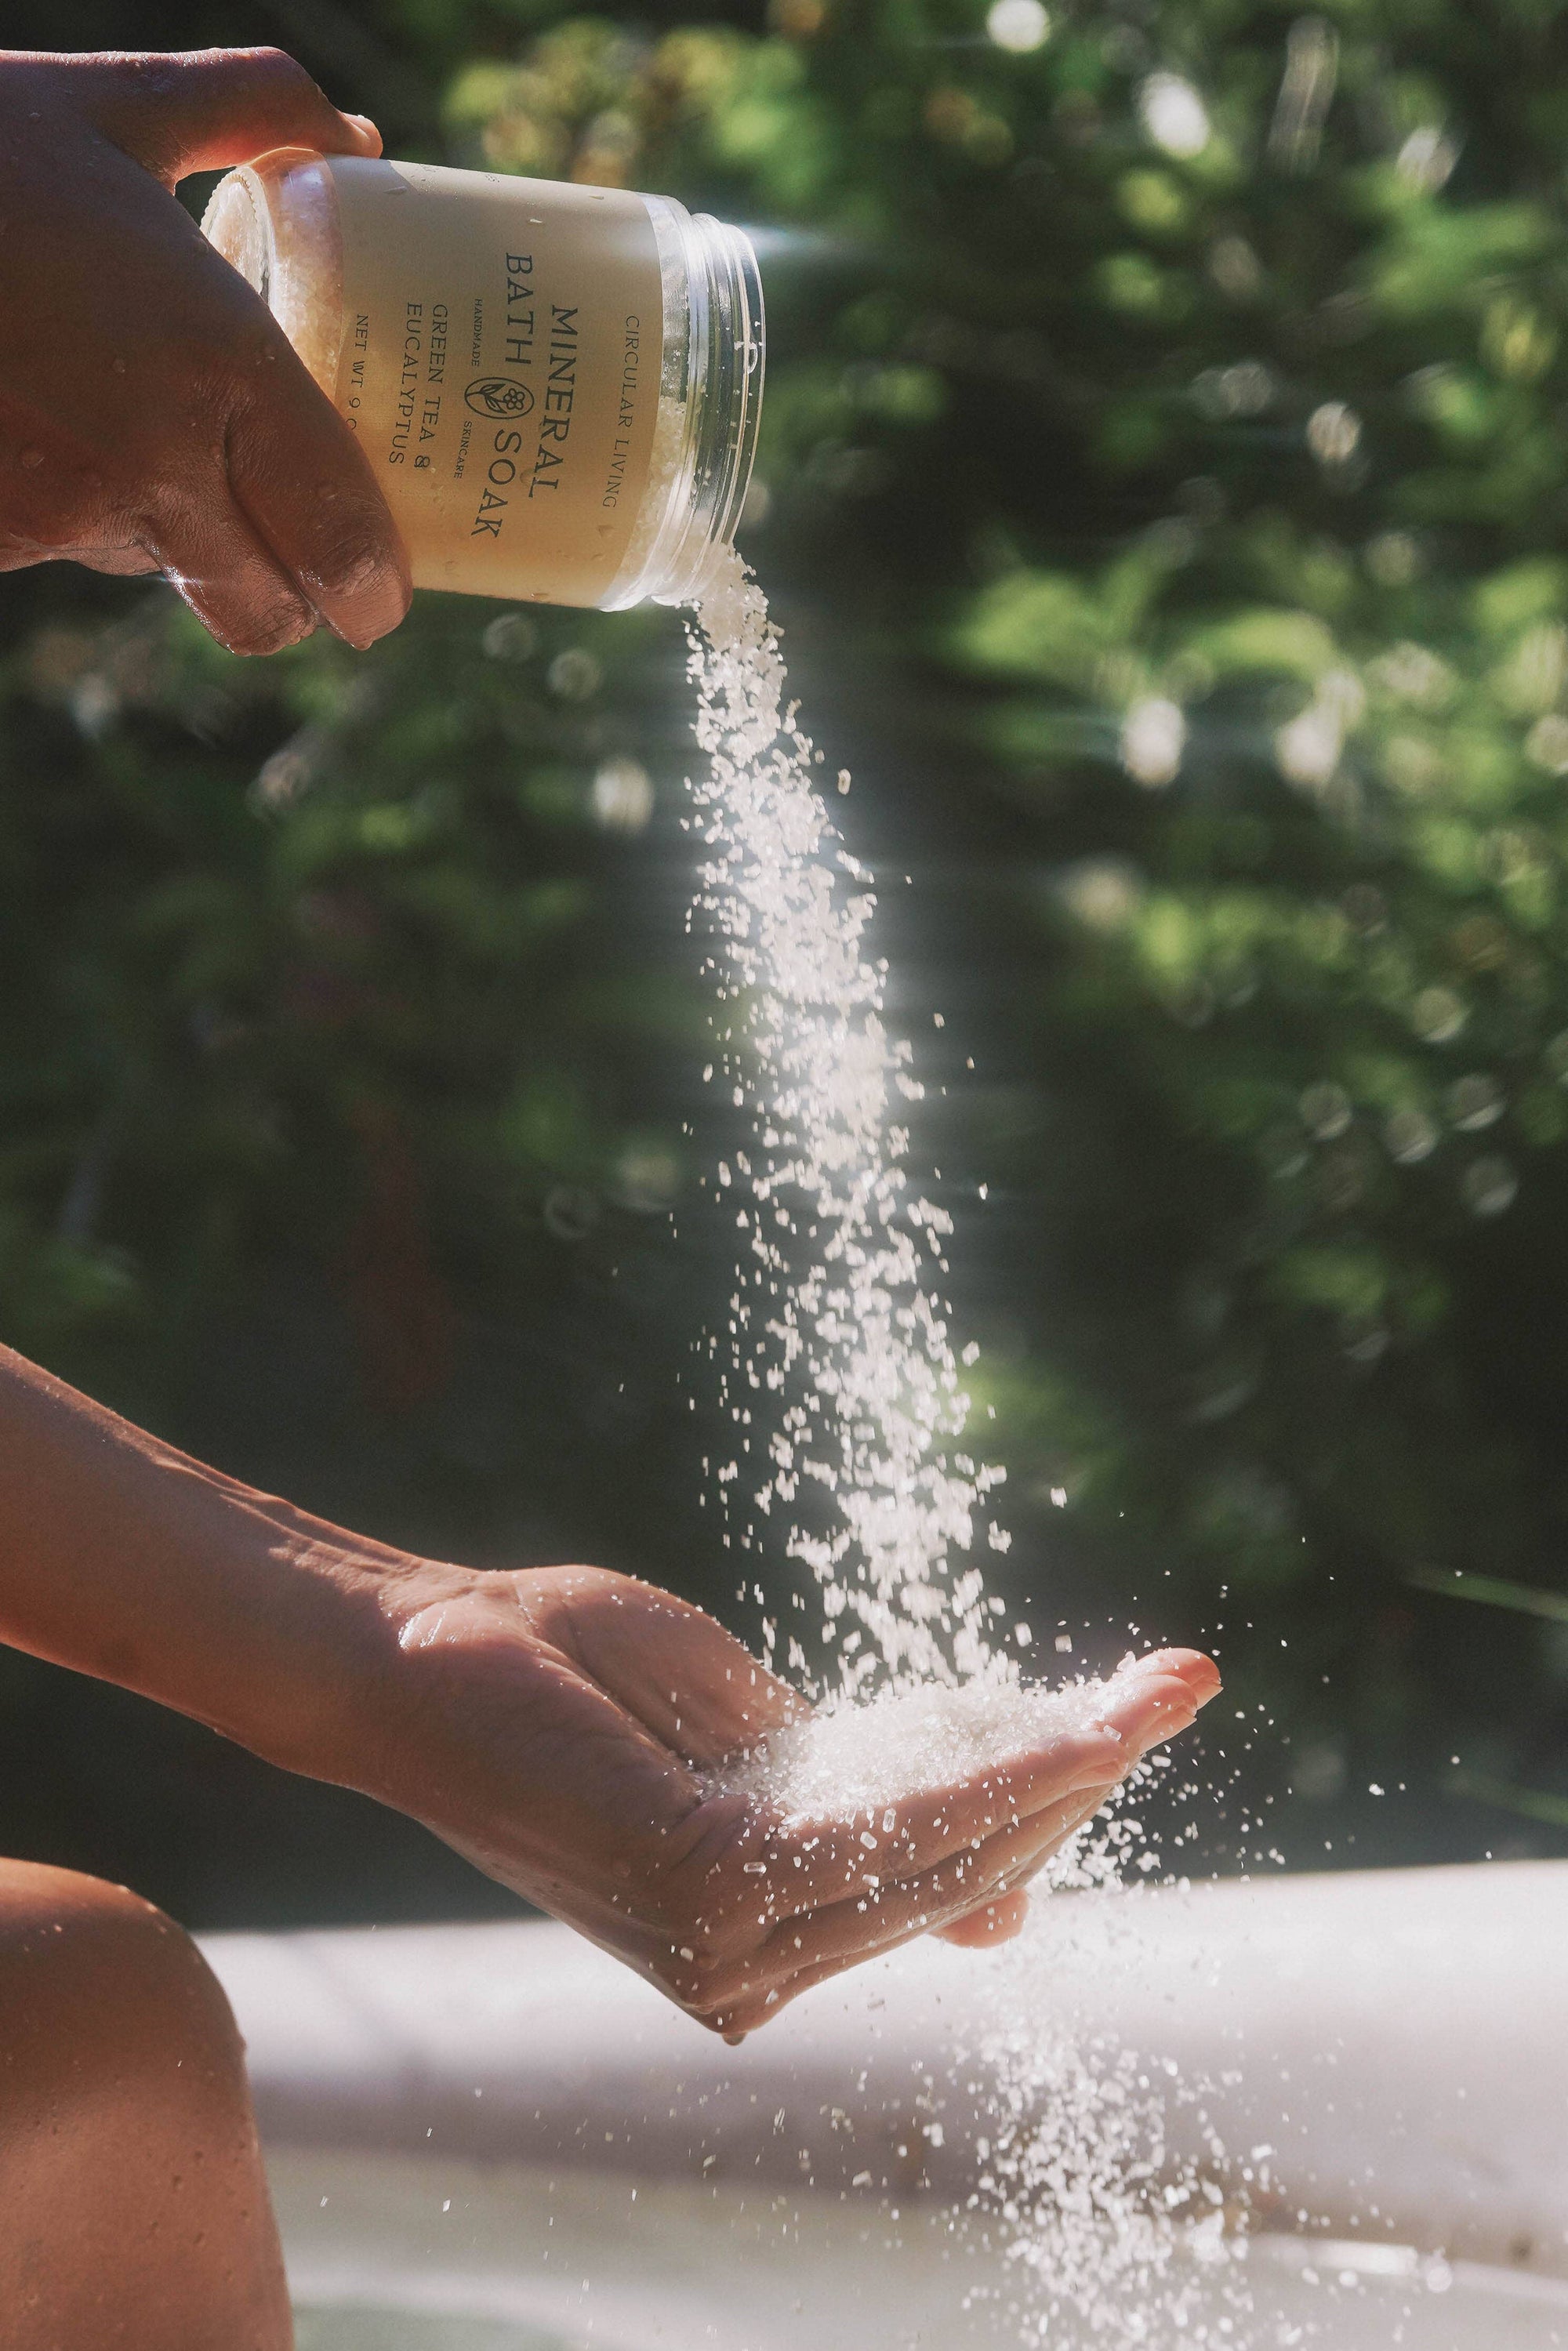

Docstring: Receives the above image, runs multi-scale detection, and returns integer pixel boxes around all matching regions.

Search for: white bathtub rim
[207,1859,1568,2281]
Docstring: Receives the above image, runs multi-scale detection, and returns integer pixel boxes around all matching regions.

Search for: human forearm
[0,1344,434,1778]
[0,1348,1221,2033]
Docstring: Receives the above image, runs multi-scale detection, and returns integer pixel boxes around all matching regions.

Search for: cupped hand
[361,1563,1220,2036]
[0,48,409,651]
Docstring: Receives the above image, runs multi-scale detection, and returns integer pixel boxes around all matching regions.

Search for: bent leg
[0,1859,292,2351]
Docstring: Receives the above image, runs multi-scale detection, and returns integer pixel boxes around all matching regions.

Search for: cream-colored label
[325,160,662,608]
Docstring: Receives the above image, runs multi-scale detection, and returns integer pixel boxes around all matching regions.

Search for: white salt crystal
[687,557,1211,2349]
[706,1674,1119,1822]
[688,553,1008,1690]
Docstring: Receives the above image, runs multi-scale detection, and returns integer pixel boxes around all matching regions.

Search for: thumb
[67,47,380,186]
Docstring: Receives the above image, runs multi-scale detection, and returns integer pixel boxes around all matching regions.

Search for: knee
[0,1866,289,2349]
[0,1862,246,2121]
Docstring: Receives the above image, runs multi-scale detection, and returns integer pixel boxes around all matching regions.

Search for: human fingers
[704,1796,1101,2033]
[684,1660,1220,2030]
[931,1783,1113,1946]
[716,1652,1214,1932]
[740,1718,1133,1925]
[140,477,318,655]
[59,47,380,186]
[514,1567,804,1765]
[678,1658,1212,1994]
[927,1887,1033,1947]
[920,1658,1223,1954]
[766,1801,1067,1977]
[1091,1651,1218,1758]
[1120,1647,1221,1706]
[223,365,411,649]
[753,1793,1105,2000]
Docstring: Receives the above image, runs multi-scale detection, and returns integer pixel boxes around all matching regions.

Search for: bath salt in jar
[201,151,764,610]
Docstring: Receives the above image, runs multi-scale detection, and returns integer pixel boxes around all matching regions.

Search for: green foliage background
[6,0,1568,1921]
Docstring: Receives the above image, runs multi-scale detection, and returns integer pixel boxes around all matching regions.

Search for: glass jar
[201,152,764,611]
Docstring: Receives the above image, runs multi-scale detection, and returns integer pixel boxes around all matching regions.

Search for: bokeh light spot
[1138,73,1210,158]
[985,0,1049,53]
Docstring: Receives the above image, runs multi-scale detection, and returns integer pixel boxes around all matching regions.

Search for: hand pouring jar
[202,152,764,609]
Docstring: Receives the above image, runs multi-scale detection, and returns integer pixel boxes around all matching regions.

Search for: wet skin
[0,49,1222,2346]
[0,1336,1220,2347]
[0,46,410,651]
[0,1861,291,2351]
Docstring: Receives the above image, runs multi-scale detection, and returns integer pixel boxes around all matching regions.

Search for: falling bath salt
[686,555,1234,2351]
[688,550,1011,1694]
[709,1674,1120,1820]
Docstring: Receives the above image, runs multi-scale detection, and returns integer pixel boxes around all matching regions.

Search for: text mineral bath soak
[203,152,764,609]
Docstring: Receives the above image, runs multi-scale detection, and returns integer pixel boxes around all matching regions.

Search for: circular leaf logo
[466,377,535,420]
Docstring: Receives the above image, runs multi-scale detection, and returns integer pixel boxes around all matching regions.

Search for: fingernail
[328,615,396,653]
